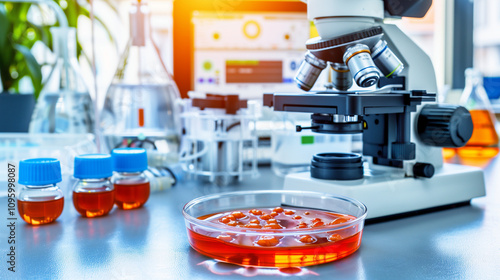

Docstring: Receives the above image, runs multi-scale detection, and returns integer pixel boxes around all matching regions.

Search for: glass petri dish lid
[183,190,367,267]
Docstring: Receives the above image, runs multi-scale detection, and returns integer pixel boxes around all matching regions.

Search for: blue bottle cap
[112,148,148,172]
[19,158,62,186]
[74,154,113,179]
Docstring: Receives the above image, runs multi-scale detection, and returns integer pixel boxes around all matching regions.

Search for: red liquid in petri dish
[18,197,64,225]
[114,182,150,210]
[187,207,362,267]
[73,189,115,218]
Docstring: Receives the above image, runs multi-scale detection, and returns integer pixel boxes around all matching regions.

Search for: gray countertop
[1,159,500,279]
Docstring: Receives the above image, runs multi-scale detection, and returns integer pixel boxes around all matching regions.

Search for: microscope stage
[283,163,485,220]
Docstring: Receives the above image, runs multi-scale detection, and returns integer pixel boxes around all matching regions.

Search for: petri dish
[183,190,367,267]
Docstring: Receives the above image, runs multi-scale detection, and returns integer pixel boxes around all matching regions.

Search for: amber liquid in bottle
[456,109,499,158]
[18,197,64,225]
[73,189,115,218]
[114,182,150,210]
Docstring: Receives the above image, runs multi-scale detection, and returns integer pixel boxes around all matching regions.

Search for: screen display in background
[192,11,320,98]
[226,60,283,84]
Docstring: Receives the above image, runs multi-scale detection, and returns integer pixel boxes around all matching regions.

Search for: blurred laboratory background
[1,0,500,186]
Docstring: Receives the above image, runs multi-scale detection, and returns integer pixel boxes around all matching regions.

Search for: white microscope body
[278,0,485,220]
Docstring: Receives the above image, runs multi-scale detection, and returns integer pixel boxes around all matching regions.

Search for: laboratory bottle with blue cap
[100,0,180,158]
[73,154,115,218]
[18,158,64,225]
[111,148,150,210]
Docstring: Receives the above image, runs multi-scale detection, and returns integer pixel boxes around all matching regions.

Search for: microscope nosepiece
[343,44,380,88]
[295,51,327,91]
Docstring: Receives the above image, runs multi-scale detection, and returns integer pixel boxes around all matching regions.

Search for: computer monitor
[173,0,309,99]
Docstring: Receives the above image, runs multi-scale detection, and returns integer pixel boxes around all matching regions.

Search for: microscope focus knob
[413,162,435,178]
[417,104,473,147]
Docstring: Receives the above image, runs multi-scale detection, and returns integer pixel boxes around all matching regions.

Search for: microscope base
[283,163,485,220]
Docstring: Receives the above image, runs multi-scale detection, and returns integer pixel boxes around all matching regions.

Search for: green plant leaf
[0,4,8,48]
[64,0,79,28]
[9,3,31,39]
[40,25,53,51]
[0,3,13,92]
[0,0,117,96]
[13,44,42,98]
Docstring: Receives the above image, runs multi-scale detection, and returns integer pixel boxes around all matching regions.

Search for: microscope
[264,0,486,220]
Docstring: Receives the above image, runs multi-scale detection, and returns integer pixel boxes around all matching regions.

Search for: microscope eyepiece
[294,51,327,91]
[343,44,380,88]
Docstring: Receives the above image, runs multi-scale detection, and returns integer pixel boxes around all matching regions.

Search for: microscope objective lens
[371,40,404,77]
[343,44,380,88]
[294,51,327,91]
[331,63,353,91]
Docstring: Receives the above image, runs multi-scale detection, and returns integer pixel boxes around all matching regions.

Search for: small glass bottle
[18,158,64,225]
[73,154,115,218]
[29,27,95,134]
[456,68,499,158]
[111,148,150,210]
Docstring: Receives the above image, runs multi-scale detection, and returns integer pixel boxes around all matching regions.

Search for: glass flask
[456,68,499,158]
[101,0,180,158]
[29,27,95,134]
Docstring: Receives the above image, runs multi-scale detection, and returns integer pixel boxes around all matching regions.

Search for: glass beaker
[456,68,499,158]
[29,27,94,134]
[100,0,180,160]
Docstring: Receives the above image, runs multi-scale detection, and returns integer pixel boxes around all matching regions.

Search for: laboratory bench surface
[1,158,500,280]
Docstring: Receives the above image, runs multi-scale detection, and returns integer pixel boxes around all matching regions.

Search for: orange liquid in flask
[138,108,145,127]
[457,109,499,158]
[442,147,456,160]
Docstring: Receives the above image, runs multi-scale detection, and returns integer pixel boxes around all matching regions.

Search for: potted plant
[0,2,41,132]
[0,1,115,132]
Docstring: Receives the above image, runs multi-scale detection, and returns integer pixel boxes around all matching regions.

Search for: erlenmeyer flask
[456,68,499,158]
[29,27,95,134]
[101,0,180,161]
